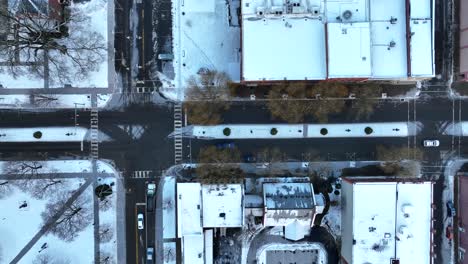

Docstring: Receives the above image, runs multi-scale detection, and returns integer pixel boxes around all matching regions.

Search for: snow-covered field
[157,0,241,101]
[0,0,109,89]
[321,184,342,239]
[0,160,117,175]
[0,160,118,264]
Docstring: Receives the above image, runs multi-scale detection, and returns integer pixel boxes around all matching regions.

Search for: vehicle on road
[146,247,154,263]
[423,139,440,147]
[447,201,456,217]
[216,142,235,149]
[446,224,453,240]
[147,183,156,212]
[243,153,256,163]
[137,213,144,230]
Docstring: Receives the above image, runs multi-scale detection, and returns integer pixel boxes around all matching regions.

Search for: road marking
[132,170,153,178]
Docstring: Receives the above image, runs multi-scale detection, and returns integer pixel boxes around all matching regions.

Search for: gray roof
[263,183,315,210]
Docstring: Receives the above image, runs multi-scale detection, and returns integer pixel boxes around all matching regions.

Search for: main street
[0,89,466,263]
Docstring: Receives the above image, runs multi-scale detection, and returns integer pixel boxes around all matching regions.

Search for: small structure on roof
[202,184,244,228]
[262,182,317,227]
[340,177,434,264]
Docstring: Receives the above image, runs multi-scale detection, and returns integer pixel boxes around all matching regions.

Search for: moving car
[447,201,456,217]
[446,224,453,240]
[243,153,256,163]
[423,139,440,147]
[147,247,154,263]
[216,142,235,149]
[137,213,144,230]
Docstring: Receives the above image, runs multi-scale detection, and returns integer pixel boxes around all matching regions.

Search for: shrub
[223,127,231,136]
[270,128,278,135]
[320,128,328,135]
[365,127,373,135]
[33,131,42,139]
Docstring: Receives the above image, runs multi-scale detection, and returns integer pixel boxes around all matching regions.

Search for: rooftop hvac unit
[292,6,305,14]
[311,6,320,16]
[271,6,284,15]
[342,10,352,20]
[256,6,265,16]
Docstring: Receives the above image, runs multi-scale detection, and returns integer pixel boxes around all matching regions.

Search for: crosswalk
[174,104,183,164]
[90,108,99,159]
[132,170,153,179]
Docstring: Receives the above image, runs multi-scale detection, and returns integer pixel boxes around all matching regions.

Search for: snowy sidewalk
[183,122,421,139]
[0,127,89,142]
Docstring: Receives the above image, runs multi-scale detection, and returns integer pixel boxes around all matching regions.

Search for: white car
[137,213,144,230]
[423,140,440,147]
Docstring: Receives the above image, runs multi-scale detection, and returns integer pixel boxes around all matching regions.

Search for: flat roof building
[240,0,435,82]
[201,184,244,228]
[461,0,468,80]
[341,177,434,264]
[177,183,202,237]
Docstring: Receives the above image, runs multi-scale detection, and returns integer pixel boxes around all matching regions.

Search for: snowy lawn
[162,176,176,239]
[159,0,240,101]
[0,162,118,263]
[0,160,117,175]
[0,0,109,89]
[321,183,342,239]
[0,94,112,109]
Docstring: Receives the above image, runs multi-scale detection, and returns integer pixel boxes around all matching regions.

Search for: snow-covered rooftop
[182,234,204,264]
[341,178,433,264]
[240,0,434,81]
[327,22,371,78]
[177,183,202,237]
[201,184,244,228]
[241,16,326,81]
[263,182,315,210]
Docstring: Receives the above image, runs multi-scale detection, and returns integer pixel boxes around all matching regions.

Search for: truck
[147,183,156,212]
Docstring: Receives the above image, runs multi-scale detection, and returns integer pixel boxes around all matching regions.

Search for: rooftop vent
[342,10,352,20]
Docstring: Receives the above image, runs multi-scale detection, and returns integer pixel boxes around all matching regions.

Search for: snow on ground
[0,94,112,109]
[162,176,176,239]
[0,127,88,142]
[0,178,89,263]
[443,122,468,136]
[0,0,108,89]
[159,0,240,101]
[118,125,146,140]
[0,160,116,174]
[163,242,177,264]
[321,184,342,239]
[97,176,118,261]
[190,122,419,139]
[255,242,327,264]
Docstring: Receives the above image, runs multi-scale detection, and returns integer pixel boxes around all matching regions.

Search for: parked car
[423,139,440,147]
[446,224,454,240]
[216,142,235,149]
[447,201,456,217]
[137,213,144,230]
[243,153,256,163]
[147,247,154,263]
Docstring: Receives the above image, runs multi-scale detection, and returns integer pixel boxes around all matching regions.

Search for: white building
[340,177,434,264]
[240,0,435,82]
[202,184,244,228]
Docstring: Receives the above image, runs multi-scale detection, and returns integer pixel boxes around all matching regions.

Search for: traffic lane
[136,203,147,264]
[126,179,148,264]
[189,137,410,162]
[145,180,157,256]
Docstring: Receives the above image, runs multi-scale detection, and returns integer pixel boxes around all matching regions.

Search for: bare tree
[42,190,92,242]
[28,179,63,199]
[184,70,231,125]
[164,245,176,263]
[196,146,244,184]
[163,197,174,210]
[33,253,71,264]
[0,5,106,84]
[4,161,44,178]
[99,195,113,212]
[349,83,383,120]
[0,180,14,199]
[98,251,116,264]
[376,145,424,176]
[29,90,60,107]
[99,223,114,243]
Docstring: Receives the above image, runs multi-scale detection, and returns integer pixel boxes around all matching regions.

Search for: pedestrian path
[90,108,99,159]
[131,170,153,179]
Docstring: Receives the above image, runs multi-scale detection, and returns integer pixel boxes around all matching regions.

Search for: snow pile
[321,184,341,238]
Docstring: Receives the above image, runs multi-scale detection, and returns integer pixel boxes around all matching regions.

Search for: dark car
[216,142,235,149]
[446,225,454,240]
[447,201,456,217]
[243,154,256,163]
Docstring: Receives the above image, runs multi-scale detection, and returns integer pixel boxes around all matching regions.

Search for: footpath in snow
[183,122,422,139]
